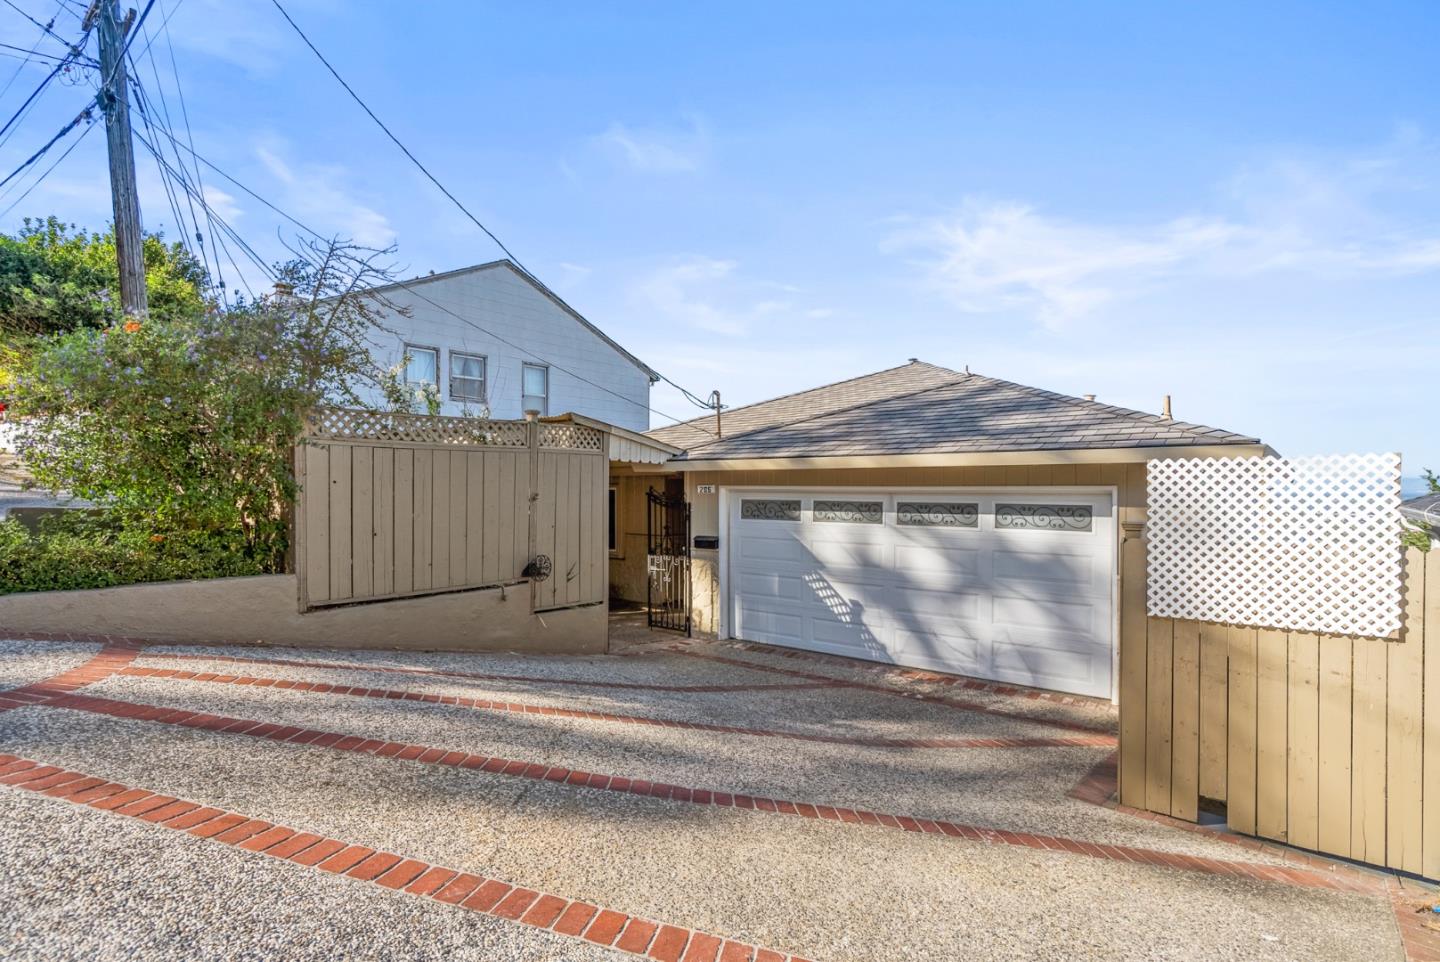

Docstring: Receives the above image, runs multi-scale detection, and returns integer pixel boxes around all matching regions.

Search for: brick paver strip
[17,692,1382,893]
[137,650,844,694]
[0,753,802,962]
[117,666,1116,750]
[720,640,1115,709]
[672,650,1114,735]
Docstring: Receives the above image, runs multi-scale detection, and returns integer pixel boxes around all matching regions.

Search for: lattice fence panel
[538,422,604,452]
[1147,453,1404,637]
[305,407,529,448]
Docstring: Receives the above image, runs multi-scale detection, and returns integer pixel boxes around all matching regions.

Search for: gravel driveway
[0,630,1410,962]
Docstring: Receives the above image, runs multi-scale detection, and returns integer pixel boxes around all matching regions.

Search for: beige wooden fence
[1121,545,1438,877]
[295,409,607,613]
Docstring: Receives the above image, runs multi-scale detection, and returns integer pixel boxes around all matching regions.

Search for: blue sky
[1,1,1436,471]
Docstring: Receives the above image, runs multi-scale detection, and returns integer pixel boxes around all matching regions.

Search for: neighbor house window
[403,344,438,386]
[449,352,486,403]
[522,363,549,415]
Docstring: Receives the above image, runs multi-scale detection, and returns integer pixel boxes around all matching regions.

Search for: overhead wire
[267,0,720,419]
[0,109,91,219]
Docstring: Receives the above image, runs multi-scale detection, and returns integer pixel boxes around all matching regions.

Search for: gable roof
[649,360,1262,461]
[365,259,657,380]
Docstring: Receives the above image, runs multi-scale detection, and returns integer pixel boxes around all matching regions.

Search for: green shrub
[0,514,264,595]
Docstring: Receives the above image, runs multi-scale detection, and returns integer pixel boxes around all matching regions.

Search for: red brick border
[674,650,1114,735]
[119,666,1117,751]
[0,752,805,962]
[22,687,1382,894]
[718,640,1116,709]
[145,649,848,695]
[0,642,141,714]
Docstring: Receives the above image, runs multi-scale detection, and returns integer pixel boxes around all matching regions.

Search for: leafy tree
[7,238,406,573]
[0,216,209,335]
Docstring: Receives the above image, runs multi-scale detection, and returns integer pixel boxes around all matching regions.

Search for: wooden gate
[295,409,606,612]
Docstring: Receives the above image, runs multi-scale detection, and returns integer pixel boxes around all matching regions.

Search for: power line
[0,100,89,189]
[0,108,92,219]
[267,0,534,277]
[268,0,721,418]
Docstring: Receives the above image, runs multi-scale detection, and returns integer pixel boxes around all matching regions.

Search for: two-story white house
[355,260,656,432]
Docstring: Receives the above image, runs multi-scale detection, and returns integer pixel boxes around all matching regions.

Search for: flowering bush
[7,239,405,577]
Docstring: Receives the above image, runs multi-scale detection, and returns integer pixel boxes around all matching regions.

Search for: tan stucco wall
[0,574,608,653]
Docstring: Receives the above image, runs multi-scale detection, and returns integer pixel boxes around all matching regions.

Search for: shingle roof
[649,360,1261,460]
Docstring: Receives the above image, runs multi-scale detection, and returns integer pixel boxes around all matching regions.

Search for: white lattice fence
[1147,453,1404,637]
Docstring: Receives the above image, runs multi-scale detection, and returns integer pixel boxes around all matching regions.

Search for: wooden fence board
[1198,622,1228,801]
[1388,549,1426,873]
[412,449,433,592]
[482,453,500,585]
[393,449,414,596]
[301,445,330,606]
[1316,633,1353,858]
[372,449,394,597]
[1255,628,1288,841]
[1145,617,1175,814]
[1227,626,1258,835]
[327,444,352,602]
[1351,635,1389,865]
[350,445,374,599]
[464,452,484,585]
[447,452,467,587]
[431,450,451,588]
[1286,632,1320,851]
[1170,619,1201,820]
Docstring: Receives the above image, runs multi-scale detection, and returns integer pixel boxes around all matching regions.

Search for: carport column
[686,473,722,637]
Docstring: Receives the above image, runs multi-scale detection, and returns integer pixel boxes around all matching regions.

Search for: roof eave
[663,443,1273,472]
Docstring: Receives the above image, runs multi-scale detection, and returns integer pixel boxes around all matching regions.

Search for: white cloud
[888,133,1440,327]
[628,256,834,339]
[160,0,340,73]
[595,115,709,173]
[254,141,394,248]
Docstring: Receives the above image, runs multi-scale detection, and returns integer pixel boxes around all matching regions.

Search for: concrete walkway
[0,629,1422,962]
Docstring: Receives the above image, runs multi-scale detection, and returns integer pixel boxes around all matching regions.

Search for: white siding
[355,265,652,432]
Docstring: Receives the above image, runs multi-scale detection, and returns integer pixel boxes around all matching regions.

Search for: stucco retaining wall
[0,574,607,653]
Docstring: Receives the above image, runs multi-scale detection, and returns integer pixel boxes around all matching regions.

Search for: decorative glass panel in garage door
[896,502,979,528]
[813,500,883,524]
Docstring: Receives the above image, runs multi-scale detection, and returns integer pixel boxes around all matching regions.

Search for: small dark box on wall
[693,535,719,550]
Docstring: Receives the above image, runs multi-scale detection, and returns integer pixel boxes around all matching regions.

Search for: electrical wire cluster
[0,0,724,432]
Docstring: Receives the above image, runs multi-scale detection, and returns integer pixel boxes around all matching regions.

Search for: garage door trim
[716,484,1120,700]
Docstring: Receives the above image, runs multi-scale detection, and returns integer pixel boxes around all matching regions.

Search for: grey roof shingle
[648,360,1261,460]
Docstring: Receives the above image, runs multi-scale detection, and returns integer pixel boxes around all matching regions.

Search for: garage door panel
[738,571,806,600]
[809,540,889,569]
[894,542,982,579]
[991,636,1108,695]
[992,548,1095,588]
[735,604,804,646]
[811,614,886,654]
[729,489,1114,698]
[889,585,984,621]
[992,592,1101,633]
[890,627,986,676]
[739,534,809,564]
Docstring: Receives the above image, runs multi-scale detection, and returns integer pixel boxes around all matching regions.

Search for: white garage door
[727,490,1115,698]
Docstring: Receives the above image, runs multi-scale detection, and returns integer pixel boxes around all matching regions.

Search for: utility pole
[92,0,147,318]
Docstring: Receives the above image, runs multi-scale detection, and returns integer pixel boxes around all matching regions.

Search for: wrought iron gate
[646,488,691,634]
